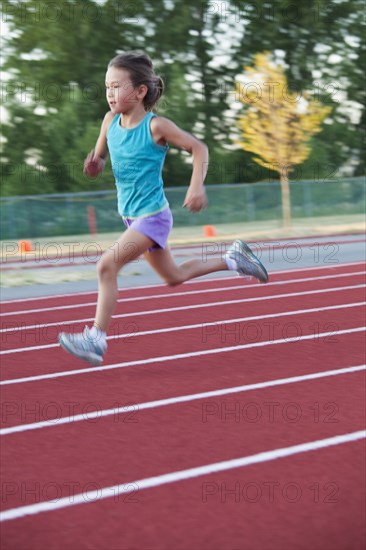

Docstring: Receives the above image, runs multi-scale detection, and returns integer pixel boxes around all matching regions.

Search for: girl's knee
[166,278,180,287]
[97,257,119,280]
[165,272,185,286]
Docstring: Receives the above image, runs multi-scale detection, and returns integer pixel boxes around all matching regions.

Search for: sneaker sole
[237,240,269,283]
[58,334,103,366]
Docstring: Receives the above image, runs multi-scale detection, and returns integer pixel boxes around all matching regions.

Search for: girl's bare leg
[94,229,155,331]
[59,229,155,365]
[143,246,227,287]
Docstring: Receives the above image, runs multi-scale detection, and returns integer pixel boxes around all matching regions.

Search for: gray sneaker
[225,240,268,283]
[58,326,107,366]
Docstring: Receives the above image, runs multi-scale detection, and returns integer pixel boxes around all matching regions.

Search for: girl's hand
[183,187,208,212]
[84,150,105,178]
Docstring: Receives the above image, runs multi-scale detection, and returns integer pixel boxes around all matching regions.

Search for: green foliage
[1,0,364,196]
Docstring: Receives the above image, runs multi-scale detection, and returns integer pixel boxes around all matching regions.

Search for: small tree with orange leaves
[235,52,332,228]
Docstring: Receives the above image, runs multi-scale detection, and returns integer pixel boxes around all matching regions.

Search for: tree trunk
[280,173,292,229]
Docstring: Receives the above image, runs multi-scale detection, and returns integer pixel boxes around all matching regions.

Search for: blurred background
[1,5,365,548]
[0,0,365,240]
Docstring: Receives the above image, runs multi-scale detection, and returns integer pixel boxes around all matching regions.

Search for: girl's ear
[137,84,148,100]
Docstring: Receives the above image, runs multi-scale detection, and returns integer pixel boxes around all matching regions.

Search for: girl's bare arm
[150,116,209,212]
[93,111,115,159]
[84,111,114,177]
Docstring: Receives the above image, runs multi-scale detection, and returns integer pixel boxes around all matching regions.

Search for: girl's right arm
[84,111,115,178]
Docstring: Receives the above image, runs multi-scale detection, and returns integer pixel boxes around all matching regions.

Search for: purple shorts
[122,207,173,252]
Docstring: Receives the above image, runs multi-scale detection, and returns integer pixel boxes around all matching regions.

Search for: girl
[59,51,268,366]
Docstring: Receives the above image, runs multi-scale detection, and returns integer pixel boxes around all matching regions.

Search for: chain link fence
[1,177,365,239]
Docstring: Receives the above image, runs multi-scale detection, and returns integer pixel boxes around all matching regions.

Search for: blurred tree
[235,53,331,227]
[1,0,135,193]
[1,0,364,197]
[230,0,365,178]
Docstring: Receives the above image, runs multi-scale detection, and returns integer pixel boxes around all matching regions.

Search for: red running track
[0,262,365,549]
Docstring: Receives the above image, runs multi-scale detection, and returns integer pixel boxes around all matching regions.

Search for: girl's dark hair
[108,51,164,111]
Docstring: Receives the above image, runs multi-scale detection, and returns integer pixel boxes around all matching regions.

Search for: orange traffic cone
[203,225,217,237]
[19,240,33,253]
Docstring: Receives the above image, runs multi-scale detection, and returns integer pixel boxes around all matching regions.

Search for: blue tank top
[107,111,169,218]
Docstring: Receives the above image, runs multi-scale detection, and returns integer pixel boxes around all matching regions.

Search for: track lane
[1,372,365,512]
[1,268,365,319]
[1,324,365,428]
[1,304,364,381]
[1,284,365,353]
[1,264,365,550]
[1,271,365,328]
[2,439,362,550]
[1,330,364,429]
[1,262,364,314]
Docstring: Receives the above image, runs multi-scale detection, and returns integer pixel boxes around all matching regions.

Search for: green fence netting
[1,177,365,239]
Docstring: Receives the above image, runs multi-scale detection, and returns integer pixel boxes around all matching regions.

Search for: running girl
[59,51,268,365]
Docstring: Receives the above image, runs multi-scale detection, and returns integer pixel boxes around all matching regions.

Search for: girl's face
[105,67,144,114]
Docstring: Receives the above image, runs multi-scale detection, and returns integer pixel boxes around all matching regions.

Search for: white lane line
[1,326,364,386]
[2,365,364,436]
[1,284,364,334]
[1,270,365,317]
[2,301,365,356]
[1,430,364,522]
[1,260,364,305]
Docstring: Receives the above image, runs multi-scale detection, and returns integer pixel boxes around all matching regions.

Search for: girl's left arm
[150,117,209,212]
